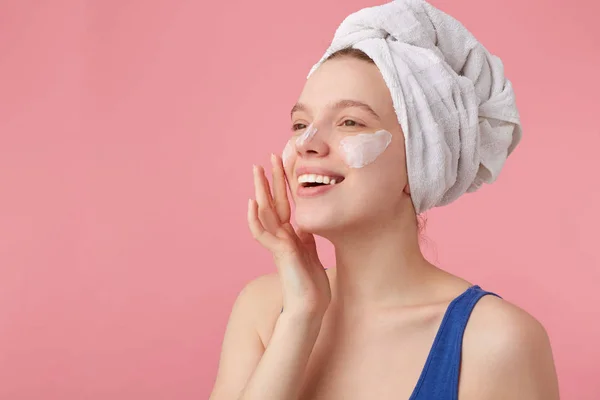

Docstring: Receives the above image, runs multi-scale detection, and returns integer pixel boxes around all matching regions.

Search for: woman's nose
[295,125,330,158]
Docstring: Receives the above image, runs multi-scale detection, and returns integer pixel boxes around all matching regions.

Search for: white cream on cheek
[282,123,317,167]
[339,130,393,168]
[282,139,295,167]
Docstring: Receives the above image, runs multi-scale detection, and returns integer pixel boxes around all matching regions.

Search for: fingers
[271,153,291,223]
[253,165,274,207]
[247,199,279,250]
[253,165,280,232]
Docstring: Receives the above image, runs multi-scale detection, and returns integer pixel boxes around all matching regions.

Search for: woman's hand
[248,154,331,318]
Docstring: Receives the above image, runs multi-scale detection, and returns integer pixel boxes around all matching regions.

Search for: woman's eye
[292,123,307,131]
[342,119,361,127]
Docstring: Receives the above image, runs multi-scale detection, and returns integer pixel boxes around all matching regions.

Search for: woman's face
[284,56,412,236]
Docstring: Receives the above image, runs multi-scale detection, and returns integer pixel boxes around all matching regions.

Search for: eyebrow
[290,99,381,120]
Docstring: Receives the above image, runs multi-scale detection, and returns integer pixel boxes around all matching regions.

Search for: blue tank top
[410,284,501,399]
[282,279,501,399]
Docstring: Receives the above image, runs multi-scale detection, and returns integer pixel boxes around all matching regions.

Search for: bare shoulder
[234,272,283,345]
[459,293,560,399]
[237,272,283,319]
[465,294,546,342]
[238,268,336,345]
[209,273,284,399]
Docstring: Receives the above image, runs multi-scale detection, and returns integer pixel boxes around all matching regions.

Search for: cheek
[282,139,297,185]
[282,139,295,168]
[339,130,392,168]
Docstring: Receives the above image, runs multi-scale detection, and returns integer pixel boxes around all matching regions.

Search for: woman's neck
[326,214,440,311]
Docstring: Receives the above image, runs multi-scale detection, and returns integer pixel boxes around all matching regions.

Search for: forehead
[298,57,394,115]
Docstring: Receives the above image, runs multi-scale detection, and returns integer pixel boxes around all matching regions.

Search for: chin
[294,206,345,235]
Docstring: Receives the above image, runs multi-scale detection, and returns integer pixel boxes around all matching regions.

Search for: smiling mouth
[298,174,345,188]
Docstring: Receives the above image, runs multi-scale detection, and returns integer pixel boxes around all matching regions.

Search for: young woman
[210,1,559,399]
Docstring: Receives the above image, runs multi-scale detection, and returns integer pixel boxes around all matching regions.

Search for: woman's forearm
[239,310,323,400]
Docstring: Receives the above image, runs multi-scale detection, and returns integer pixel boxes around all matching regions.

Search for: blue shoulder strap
[410,285,502,400]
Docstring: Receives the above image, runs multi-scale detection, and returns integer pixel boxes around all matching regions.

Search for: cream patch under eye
[339,130,392,168]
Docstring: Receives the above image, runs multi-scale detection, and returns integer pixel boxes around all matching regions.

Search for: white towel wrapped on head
[307,0,522,215]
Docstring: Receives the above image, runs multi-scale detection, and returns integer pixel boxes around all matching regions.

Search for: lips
[296,182,341,197]
[294,166,346,198]
[295,167,345,181]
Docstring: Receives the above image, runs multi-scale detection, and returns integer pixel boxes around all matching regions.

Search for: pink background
[0,0,598,398]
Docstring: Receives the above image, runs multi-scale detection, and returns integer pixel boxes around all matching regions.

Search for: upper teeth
[298,174,338,185]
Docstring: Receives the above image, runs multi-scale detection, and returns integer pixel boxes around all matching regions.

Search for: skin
[210,56,560,399]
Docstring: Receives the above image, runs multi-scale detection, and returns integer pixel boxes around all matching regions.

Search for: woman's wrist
[278,308,325,339]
